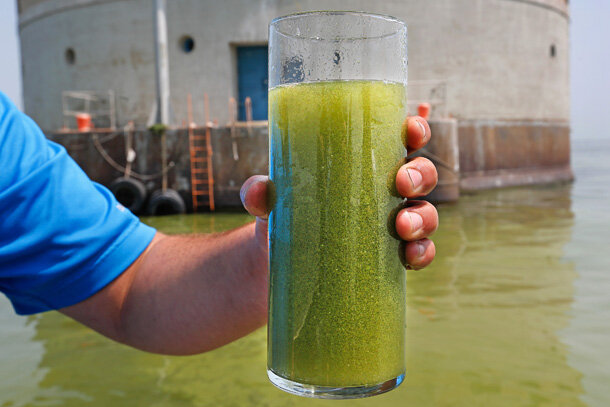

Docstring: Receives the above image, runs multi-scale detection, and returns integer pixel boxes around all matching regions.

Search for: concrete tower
[18,0,571,194]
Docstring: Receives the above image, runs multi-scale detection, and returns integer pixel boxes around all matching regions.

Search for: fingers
[397,116,437,271]
[402,239,436,270]
[395,200,438,241]
[396,156,438,198]
[240,175,271,218]
[395,201,438,270]
[402,116,430,154]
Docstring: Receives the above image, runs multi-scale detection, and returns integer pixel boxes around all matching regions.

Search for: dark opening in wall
[180,36,195,53]
[65,48,75,65]
[550,44,556,58]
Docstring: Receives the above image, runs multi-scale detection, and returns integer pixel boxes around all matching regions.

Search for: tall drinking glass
[267,11,408,399]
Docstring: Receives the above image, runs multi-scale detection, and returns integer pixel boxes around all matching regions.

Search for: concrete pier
[48,116,573,211]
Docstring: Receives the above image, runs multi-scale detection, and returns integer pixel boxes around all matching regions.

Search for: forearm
[119,222,268,354]
[61,220,269,355]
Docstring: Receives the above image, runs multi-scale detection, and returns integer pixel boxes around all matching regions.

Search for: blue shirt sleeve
[0,92,156,315]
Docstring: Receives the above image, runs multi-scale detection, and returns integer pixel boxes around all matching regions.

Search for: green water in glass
[267,80,408,387]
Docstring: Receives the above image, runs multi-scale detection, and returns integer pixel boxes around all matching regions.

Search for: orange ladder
[188,93,215,212]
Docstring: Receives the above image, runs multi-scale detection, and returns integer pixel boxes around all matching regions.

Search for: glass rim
[269,11,407,41]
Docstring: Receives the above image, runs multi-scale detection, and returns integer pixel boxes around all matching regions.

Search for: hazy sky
[0,1,608,139]
[570,0,610,140]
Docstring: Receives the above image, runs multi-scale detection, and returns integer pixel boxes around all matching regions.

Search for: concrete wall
[458,120,573,189]
[47,125,269,211]
[18,0,569,131]
[47,116,572,211]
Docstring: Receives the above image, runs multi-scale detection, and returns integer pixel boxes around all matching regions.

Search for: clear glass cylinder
[267,11,408,399]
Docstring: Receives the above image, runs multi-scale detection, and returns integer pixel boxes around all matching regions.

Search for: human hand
[240,115,438,270]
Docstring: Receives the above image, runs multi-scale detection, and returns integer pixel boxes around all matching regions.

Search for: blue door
[237,46,268,121]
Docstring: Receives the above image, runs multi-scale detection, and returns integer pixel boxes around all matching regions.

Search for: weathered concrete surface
[460,166,573,190]
[48,118,572,211]
[414,119,460,203]
[458,120,573,190]
[209,125,268,207]
[48,125,269,211]
[48,129,193,209]
[19,0,569,131]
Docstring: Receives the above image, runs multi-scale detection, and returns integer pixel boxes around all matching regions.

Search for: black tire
[110,177,147,214]
[147,189,186,216]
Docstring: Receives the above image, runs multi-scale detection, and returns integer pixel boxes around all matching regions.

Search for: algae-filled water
[1,139,610,406]
[268,80,406,387]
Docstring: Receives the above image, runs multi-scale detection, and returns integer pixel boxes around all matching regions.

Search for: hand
[241,115,438,270]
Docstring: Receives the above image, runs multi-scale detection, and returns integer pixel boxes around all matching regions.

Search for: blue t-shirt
[0,92,156,315]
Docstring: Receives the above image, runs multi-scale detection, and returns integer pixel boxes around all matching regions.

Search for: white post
[153,0,170,125]
[153,0,171,192]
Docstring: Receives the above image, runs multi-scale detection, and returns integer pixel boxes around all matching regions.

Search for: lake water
[1,139,609,407]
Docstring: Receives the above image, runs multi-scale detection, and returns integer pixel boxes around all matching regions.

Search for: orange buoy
[75,113,92,131]
[417,103,431,120]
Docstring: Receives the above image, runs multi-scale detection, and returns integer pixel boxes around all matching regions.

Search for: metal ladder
[188,94,215,212]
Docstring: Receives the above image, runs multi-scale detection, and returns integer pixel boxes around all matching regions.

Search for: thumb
[240,175,272,219]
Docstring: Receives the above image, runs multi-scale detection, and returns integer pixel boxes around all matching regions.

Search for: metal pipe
[153,0,170,125]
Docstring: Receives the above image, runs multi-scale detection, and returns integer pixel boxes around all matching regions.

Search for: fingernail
[417,119,427,142]
[406,168,423,191]
[416,241,426,258]
[408,211,423,233]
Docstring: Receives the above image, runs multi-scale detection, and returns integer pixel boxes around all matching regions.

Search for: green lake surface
[1,138,609,406]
